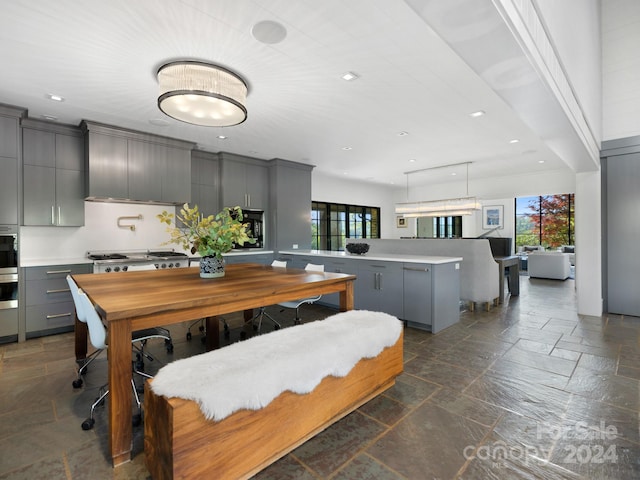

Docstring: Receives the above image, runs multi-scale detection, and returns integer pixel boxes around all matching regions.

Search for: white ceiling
[0,0,574,188]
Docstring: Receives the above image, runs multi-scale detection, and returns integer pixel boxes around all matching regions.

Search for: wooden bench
[144,313,403,480]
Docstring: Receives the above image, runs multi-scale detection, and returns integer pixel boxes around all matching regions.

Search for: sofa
[527,251,571,280]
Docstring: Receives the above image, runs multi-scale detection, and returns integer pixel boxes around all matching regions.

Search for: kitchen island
[276,250,462,334]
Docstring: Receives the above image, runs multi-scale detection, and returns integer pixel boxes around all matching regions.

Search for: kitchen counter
[20,257,93,268]
[277,249,462,265]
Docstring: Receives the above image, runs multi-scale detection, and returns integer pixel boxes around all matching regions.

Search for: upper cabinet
[81,121,194,205]
[191,150,220,217]
[220,153,268,210]
[0,105,25,226]
[268,159,314,251]
[22,120,85,226]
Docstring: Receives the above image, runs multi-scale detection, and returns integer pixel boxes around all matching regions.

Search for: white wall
[19,202,176,262]
[602,0,640,140]
[535,0,603,144]
[312,171,405,239]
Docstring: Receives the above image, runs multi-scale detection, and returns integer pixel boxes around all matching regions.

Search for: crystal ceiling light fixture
[395,161,481,218]
[157,61,248,127]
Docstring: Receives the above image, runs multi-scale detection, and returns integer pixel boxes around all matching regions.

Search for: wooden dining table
[72,262,356,466]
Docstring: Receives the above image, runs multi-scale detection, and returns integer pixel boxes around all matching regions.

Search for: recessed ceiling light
[538,160,545,164]
[342,146,352,151]
[46,93,64,102]
[397,131,409,136]
[509,139,520,144]
[217,135,228,140]
[469,110,485,117]
[408,159,416,163]
[341,72,359,81]
[451,172,457,176]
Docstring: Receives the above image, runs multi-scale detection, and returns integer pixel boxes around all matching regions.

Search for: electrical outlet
[293,244,299,249]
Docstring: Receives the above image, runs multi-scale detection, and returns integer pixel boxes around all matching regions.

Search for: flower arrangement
[158,203,255,259]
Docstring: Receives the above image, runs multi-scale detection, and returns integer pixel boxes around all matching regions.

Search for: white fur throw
[150,310,403,421]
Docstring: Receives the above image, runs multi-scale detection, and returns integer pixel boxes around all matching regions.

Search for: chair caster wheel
[186,332,192,341]
[294,320,301,325]
[132,414,142,427]
[166,343,174,353]
[274,325,281,330]
[199,325,205,333]
[72,378,83,388]
[81,418,95,430]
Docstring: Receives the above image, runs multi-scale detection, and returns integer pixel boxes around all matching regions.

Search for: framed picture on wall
[482,205,504,229]
[396,216,407,228]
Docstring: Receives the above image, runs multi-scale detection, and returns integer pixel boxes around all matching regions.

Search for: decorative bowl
[346,243,370,255]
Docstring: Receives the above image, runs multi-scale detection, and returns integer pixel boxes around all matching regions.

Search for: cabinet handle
[403,267,430,272]
[377,272,382,290]
[51,205,55,225]
[47,288,71,294]
[46,269,72,275]
[46,312,72,319]
[58,206,62,225]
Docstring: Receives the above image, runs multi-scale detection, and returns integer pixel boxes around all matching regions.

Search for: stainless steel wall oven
[0,231,18,310]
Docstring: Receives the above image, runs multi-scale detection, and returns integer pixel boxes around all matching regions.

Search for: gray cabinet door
[162,146,191,204]
[221,159,247,207]
[23,165,56,225]
[245,163,268,209]
[221,158,268,209]
[55,133,84,170]
[127,139,162,201]
[356,261,403,317]
[0,157,18,225]
[322,258,357,308]
[23,129,85,226]
[86,132,128,199]
[403,264,433,328]
[56,168,85,226]
[23,128,55,167]
[0,116,18,158]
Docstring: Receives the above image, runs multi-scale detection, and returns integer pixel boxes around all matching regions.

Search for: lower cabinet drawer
[26,278,72,306]
[26,301,75,334]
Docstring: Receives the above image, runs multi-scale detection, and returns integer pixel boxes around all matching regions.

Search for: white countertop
[278,250,462,265]
[20,257,93,268]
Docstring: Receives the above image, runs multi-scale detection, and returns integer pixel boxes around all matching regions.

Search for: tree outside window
[515,194,574,249]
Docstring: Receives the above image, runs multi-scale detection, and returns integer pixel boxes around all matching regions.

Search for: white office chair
[245,260,288,334]
[278,263,325,325]
[67,276,173,430]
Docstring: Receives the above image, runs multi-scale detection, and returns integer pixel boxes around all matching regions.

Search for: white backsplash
[19,202,182,262]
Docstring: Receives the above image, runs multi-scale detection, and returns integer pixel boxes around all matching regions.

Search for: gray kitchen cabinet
[268,159,314,251]
[355,260,404,318]
[321,257,358,308]
[0,309,18,342]
[85,128,128,199]
[223,253,273,265]
[24,263,92,338]
[191,151,220,216]
[403,262,460,333]
[220,153,268,209]
[0,106,25,226]
[22,122,85,226]
[0,156,19,225]
[82,121,194,204]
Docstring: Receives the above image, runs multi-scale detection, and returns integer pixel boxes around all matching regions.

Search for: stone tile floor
[1,276,640,479]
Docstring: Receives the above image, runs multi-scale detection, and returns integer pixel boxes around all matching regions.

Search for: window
[311,202,380,251]
[515,194,574,249]
[416,216,462,238]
